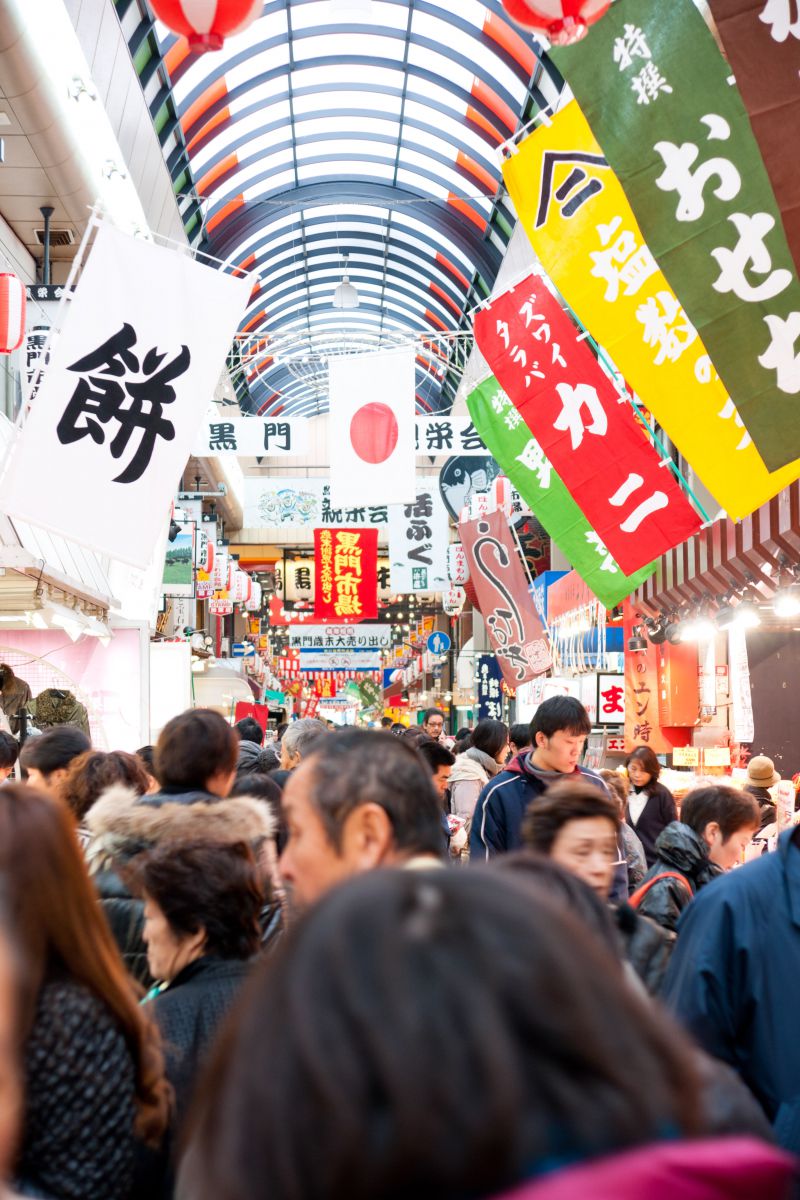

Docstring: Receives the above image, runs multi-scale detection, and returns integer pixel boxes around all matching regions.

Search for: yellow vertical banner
[502,100,800,520]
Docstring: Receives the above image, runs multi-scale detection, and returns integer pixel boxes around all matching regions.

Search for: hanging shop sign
[467,377,656,608]
[597,673,625,725]
[209,593,234,616]
[313,674,338,699]
[460,509,552,688]
[728,624,755,744]
[358,676,384,710]
[243,478,390,528]
[211,546,229,591]
[288,625,392,650]
[299,650,383,672]
[314,527,379,622]
[416,417,488,457]
[474,275,702,576]
[549,0,800,473]
[622,600,690,753]
[329,347,416,506]
[0,222,253,568]
[502,101,800,518]
[439,455,502,522]
[447,543,469,586]
[162,521,196,599]
[476,291,700,572]
[477,654,504,721]
[0,273,25,354]
[194,415,489,459]
[388,484,450,593]
[706,0,800,278]
[275,556,393,604]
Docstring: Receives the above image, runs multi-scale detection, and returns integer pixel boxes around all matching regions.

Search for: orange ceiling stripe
[164,38,191,77]
[471,79,517,134]
[436,252,470,291]
[466,104,505,147]
[205,193,243,236]
[241,307,267,333]
[238,253,257,273]
[429,281,462,319]
[187,105,231,154]
[197,151,238,196]
[483,12,537,76]
[182,77,228,141]
[424,309,448,332]
[447,193,486,232]
[456,149,497,196]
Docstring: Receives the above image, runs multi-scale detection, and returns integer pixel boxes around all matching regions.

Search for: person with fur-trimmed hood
[84,709,276,986]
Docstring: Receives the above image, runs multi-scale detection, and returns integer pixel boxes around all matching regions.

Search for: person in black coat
[635,785,761,933]
[135,840,265,1197]
[624,746,677,867]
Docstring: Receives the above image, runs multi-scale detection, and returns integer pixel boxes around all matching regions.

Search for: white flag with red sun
[328,347,416,506]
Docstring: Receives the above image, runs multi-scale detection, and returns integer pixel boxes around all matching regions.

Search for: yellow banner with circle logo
[502,100,800,520]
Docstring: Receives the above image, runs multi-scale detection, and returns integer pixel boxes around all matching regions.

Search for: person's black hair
[380,717,393,729]
[625,745,661,781]
[276,723,289,741]
[417,740,456,774]
[229,773,282,806]
[454,727,471,742]
[183,868,702,1200]
[470,718,508,761]
[529,696,592,743]
[680,785,760,842]
[302,730,445,857]
[422,708,445,725]
[0,732,18,770]
[154,708,238,791]
[19,727,91,777]
[509,723,532,752]
[235,717,264,746]
[390,722,406,736]
[522,778,620,854]
[496,851,623,963]
[136,841,263,960]
[136,745,157,779]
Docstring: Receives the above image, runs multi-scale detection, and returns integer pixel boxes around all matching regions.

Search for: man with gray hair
[280,718,328,771]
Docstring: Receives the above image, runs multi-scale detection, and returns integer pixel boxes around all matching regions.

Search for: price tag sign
[672,746,700,768]
[703,747,732,768]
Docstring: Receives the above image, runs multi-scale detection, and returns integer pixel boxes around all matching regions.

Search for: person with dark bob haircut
[178,868,793,1200]
[154,709,238,796]
[235,717,263,745]
[0,731,18,781]
[63,748,149,825]
[278,729,445,909]
[624,745,677,867]
[468,697,616,891]
[19,726,91,805]
[636,784,761,934]
[448,719,508,862]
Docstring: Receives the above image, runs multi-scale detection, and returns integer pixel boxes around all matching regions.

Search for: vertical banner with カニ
[329,347,416,507]
[459,509,552,689]
[388,484,450,593]
[474,275,701,575]
[314,528,378,622]
[501,101,800,517]
[549,0,800,473]
[467,376,655,606]
[0,222,253,567]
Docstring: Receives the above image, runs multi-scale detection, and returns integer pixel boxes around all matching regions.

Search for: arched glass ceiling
[118,0,560,415]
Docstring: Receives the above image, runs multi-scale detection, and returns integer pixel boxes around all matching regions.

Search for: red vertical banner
[623,600,689,754]
[474,275,701,574]
[314,527,378,621]
[459,509,552,689]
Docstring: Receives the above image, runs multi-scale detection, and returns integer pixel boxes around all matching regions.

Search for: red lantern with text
[500,0,610,45]
[150,0,262,52]
[0,274,25,354]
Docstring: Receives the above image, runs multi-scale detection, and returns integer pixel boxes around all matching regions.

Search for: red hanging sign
[474,275,701,575]
[459,509,552,689]
[314,528,378,622]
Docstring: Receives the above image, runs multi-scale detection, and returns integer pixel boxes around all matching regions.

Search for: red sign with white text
[314,527,378,622]
[474,275,701,574]
[459,508,552,689]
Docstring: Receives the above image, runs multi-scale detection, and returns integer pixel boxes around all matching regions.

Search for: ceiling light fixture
[774,584,800,618]
[333,254,359,310]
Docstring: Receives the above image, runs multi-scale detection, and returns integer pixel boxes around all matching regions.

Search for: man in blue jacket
[663,828,800,1152]
[469,695,610,861]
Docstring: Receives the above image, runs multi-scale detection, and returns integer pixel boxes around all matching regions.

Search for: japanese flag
[329,347,416,506]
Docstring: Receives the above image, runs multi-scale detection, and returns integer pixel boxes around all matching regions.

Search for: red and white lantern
[447,543,470,586]
[149,0,263,52]
[442,587,467,617]
[500,0,611,45]
[229,569,251,604]
[468,492,492,521]
[0,273,25,354]
[245,580,262,612]
[491,475,514,519]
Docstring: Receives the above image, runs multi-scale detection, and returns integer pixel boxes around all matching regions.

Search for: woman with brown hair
[0,784,169,1200]
[62,750,150,848]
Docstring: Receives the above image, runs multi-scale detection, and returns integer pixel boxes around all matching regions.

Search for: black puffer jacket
[16,977,136,1200]
[85,786,276,986]
[635,821,722,933]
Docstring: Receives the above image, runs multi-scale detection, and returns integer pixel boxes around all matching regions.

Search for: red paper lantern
[500,0,611,45]
[150,0,263,52]
[0,273,25,354]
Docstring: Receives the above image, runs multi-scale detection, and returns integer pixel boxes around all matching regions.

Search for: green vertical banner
[467,377,654,608]
[551,0,800,473]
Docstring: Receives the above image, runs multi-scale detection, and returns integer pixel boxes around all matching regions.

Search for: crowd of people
[0,698,797,1198]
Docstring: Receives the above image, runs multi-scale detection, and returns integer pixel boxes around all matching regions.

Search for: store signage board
[288,625,392,649]
[502,100,800,517]
[388,484,450,593]
[194,415,490,458]
[299,651,383,671]
[314,527,378,622]
[597,673,625,725]
[0,222,254,567]
[550,0,800,472]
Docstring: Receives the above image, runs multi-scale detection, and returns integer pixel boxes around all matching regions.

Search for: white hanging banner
[388,483,450,593]
[329,347,416,506]
[0,223,253,567]
[728,625,755,744]
[192,414,489,458]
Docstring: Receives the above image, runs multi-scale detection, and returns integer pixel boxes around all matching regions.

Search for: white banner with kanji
[388,483,450,593]
[0,223,253,567]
